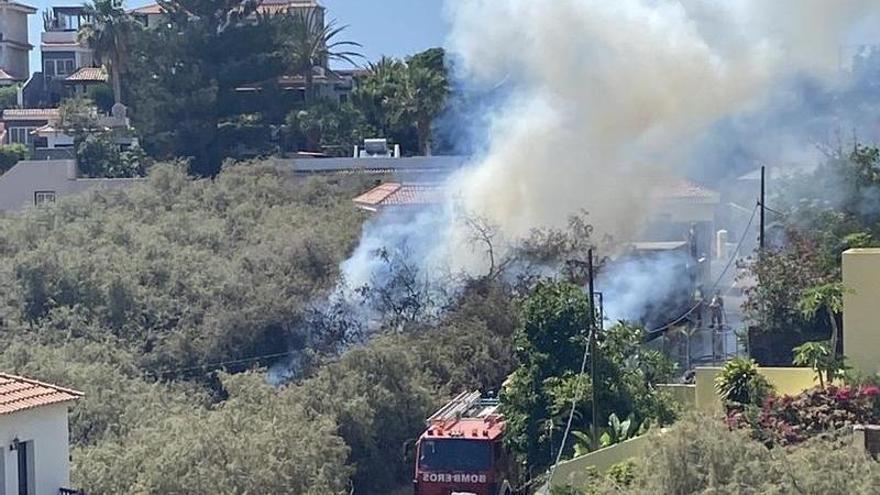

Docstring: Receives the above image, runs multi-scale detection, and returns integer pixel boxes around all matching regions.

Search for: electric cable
[149,350,299,377]
[546,324,593,487]
[645,202,759,335]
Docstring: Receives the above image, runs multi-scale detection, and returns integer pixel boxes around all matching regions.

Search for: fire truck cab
[414,391,514,495]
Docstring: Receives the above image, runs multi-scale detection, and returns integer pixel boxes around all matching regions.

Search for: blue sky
[26,0,450,72]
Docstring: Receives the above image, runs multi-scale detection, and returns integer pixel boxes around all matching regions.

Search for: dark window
[35,191,56,205]
[44,60,55,76]
[418,439,492,472]
[9,127,35,145]
[65,59,75,74]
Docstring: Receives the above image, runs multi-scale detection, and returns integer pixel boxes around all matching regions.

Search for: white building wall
[0,8,32,80]
[0,403,72,495]
[4,9,29,46]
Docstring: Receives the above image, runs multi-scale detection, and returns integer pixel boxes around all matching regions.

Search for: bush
[0,143,28,173]
[715,357,773,407]
[622,414,880,494]
[0,85,18,110]
[727,385,880,446]
[86,83,115,114]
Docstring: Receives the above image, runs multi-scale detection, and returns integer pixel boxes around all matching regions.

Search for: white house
[0,0,36,83]
[0,373,83,495]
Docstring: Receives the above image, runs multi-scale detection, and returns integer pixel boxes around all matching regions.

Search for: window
[418,439,492,472]
[44,59,76,78]
[34,191,56,206]
[9,127,35,145]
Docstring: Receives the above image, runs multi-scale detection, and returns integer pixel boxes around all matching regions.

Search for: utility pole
[587,248,599,452]
[759,165,766,250]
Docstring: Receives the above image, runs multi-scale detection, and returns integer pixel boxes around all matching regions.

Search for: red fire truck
[413,391,515,495]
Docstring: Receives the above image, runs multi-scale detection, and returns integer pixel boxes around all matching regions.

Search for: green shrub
[793,341,846,387]
[0,143,28,173]
[86,83,114,113]
[715,357,773,407]
[606,460,638,487]
[0,85,18,110]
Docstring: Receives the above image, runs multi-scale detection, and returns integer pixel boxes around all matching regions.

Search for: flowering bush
[726,385,880,446]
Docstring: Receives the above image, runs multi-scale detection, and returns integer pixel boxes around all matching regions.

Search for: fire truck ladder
[427,391,498,424]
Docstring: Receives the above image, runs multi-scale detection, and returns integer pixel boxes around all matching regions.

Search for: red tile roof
[354,178,718,211]
[0,69,14,81]
[0,373,83,416]
[353,182,442,210]
[129,3,163,14]
[65,66,107,82]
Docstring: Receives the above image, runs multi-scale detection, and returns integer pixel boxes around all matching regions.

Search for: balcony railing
[42,30,78,45]
[59,488,85,495]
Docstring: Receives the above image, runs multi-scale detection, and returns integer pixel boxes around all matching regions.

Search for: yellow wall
[843,249,880,376]
[550,434,651,489]
[693,366,819,413]
[552,367,818,492]
[658,383,696,409]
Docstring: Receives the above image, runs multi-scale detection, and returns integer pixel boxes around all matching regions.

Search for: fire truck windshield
[418,439,492,472]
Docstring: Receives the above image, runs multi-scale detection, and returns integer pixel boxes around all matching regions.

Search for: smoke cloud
[339,0,880,324]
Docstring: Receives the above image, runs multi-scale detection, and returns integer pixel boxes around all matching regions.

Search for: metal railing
[59,488,84,495]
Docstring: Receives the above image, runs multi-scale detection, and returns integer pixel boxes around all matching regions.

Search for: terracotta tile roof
[65,66,107,82]
[0,68,14,81]
[129,3,163,14]
[0,373,83,416]
[353,177,717,211]
[353,182,442,210]
[2,108,60,121]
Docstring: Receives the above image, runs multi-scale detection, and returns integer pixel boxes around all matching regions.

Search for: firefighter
[709,290,724,328]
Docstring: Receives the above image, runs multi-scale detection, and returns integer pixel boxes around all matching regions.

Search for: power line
[548,249,597,486]
[149,350,298,377]
[646,202,759,335]
[547,317,593,486]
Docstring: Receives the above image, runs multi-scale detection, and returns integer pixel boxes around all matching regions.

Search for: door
[17,441,27,495]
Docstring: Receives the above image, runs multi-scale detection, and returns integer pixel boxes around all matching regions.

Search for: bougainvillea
[727,385,880,446]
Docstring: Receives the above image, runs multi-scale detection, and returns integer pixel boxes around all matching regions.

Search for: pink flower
[860,385,880,397]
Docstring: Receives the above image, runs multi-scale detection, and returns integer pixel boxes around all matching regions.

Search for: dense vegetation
[0,163,525,493]
[70,0,454,176]
[555,416,880,495]
[742,144,880,364]
[502,282,677,474]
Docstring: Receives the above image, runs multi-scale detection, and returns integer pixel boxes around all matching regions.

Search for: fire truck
[413,391,515,495]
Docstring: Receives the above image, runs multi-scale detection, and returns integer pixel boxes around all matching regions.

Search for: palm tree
[282,9,362,103]
[395,63,448,155]
[78,0,137,105]
[353,57,405,136]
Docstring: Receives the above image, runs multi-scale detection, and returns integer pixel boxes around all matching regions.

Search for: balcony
[42,30,78,45]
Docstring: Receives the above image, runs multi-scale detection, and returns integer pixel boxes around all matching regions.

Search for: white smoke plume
[339,0,880,322]
[443,0,878,246]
